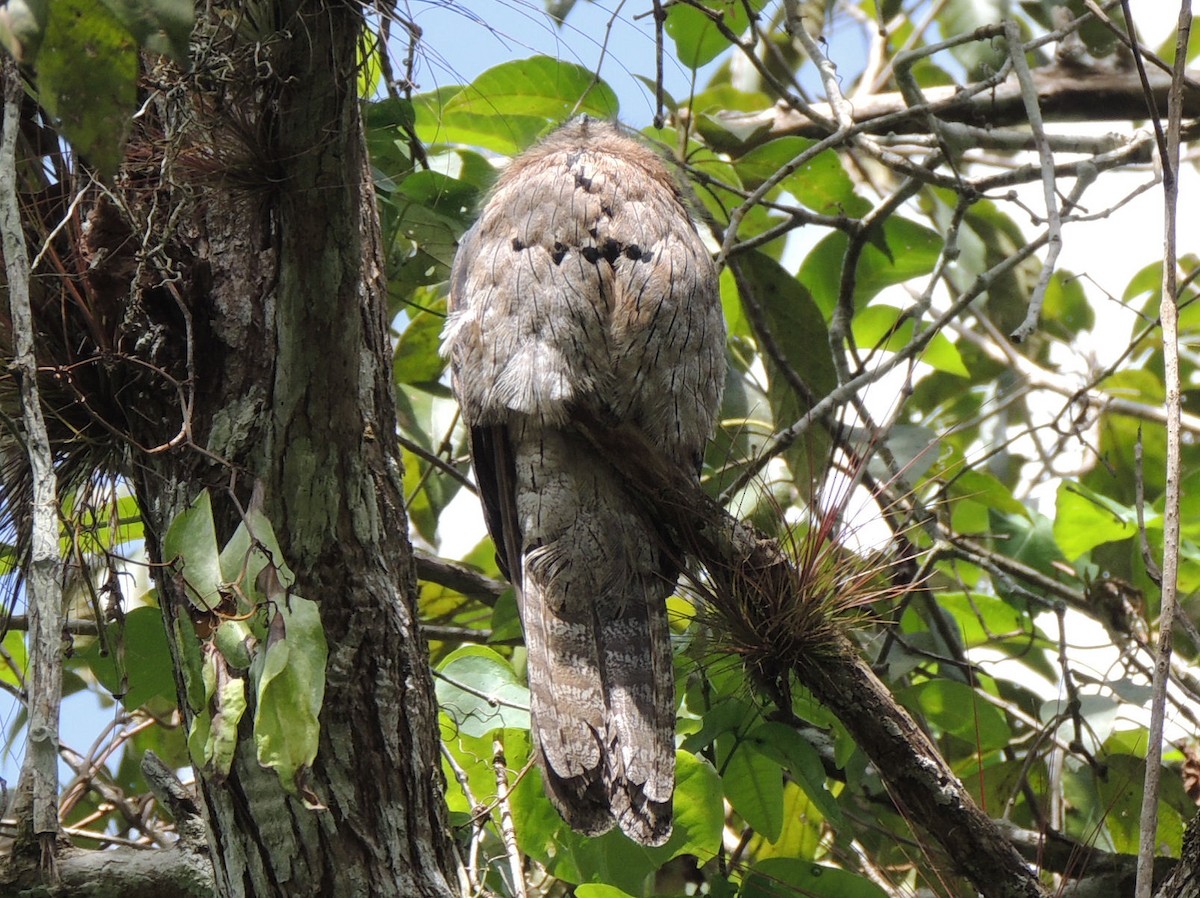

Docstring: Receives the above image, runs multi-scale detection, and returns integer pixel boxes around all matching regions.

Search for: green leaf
[213,618,254,670]
[173,613,205,714]
[0,629,27,687]
[735,136,870,216]
[204,656,246,778]
[664,1,753,69]
[435,646,530,738]
[1094,753,1184,856]
[394,303,449,385]
[97,0,192,60]
[724,740,783,841]
[670,751,725,858]
[488,589,524,644]
[938,591,1036,649]
[254,596,328,792]
[799,217,944,319]
[79,606,176,710]
[164,491,224,610]
[1054,481,1138,560]
[417,57,618,154]
[735,251,836,495]
[1040,269,1094,339]
[218,504,295,605]
[37,0,138,176]
[898,680,1011,752]
[937,0,1009,78]
[944,468,1029,519]
[743,858,891,898]
[575,886,637,898]
[750,722,842,823]
[750,781,824,860]
[990,510,1065,578]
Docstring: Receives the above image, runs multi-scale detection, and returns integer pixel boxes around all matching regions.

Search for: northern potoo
[441,118,725,845]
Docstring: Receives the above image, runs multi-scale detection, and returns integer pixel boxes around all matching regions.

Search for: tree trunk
[122,3,458,895]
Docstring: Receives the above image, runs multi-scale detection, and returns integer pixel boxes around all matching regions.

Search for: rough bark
[709,64,1200,151]
[0,843,216,898]
[1158,813,1200,898]
[114,3,456,896]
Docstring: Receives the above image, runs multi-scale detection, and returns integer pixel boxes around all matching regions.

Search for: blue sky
[407,0,703,126]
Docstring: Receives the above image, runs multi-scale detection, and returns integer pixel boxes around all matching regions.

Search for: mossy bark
[121,3,457,895]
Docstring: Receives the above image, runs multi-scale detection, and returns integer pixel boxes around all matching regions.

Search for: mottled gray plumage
[441,118,724,845]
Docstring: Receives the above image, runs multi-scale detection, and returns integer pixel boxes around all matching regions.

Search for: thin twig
[492,737,527,898]
[1006,20,1064,343]
[1135,7,1190,898]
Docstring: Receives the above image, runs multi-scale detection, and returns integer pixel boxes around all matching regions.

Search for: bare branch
[707,64,1200,151]
[1,57,65,850]
[1136,6,1191,898]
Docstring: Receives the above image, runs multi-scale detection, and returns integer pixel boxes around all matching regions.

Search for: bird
[440,117,725,845]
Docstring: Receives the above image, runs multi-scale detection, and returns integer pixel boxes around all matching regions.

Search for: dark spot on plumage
[574,171,594,191]
[512,237,526,251]
[579,238,624,267]
[601,204,614,218]
[624,244,642,261]
[552,242,568,265]
[588,226,599,239]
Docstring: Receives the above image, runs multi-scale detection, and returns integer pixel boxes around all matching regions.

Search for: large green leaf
[78,606,176,710]
[254,596,328,794]
[435,646,530,738]
[734,251,836,496]
[750,721,842,823]
[394,302,449,386]
[851,305,968,377]
[217,507,289,602]
[1054,481,1140,560]
[990,510,1065,578]
[202,648,246,778]
[162,491,224,610]
[723,740,783,841]
[799,217,944,318]
[735,136,871,217]
[37,0,138,176]
[416,57,618,154]
[0,629,27,687]
[898,679,1011,752]
[664,0,760,69]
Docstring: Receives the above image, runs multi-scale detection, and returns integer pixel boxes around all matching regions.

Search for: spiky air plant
[693,477,921,710]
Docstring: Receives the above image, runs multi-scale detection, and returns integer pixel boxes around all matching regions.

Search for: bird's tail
[521,545,676,846]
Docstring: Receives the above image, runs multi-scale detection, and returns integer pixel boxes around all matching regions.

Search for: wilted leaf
[254,596,328,791]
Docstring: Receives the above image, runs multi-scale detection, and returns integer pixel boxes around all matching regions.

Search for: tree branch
[1,56,64,851]
[573,415,1047,898]
[0,840,215,898]
[706,64,1200,152]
